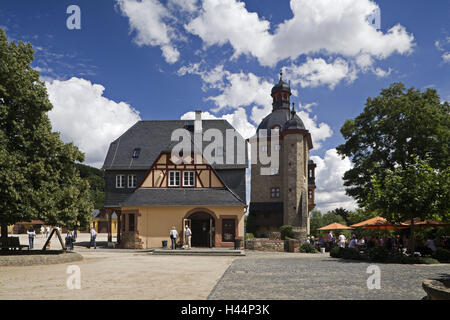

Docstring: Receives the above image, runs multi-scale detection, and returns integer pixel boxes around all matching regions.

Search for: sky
[1,0,449,213]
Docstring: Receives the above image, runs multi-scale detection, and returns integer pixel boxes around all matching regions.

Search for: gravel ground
[208,251,450,300]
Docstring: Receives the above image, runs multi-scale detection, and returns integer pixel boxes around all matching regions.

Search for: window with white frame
[183,171,195,187]
[169,171,180,187]
[116,175,125,188]
[128,175,137,188]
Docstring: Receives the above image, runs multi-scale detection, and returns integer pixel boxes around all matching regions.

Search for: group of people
[169,225,192,250]
[308,230,450,254]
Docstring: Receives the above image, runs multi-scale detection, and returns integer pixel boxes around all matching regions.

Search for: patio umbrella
[402,218,450,228]
[350,216,408,230]
[317,222,353,230]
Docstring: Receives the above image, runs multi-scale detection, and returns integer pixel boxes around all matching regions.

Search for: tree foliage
[0,29,93,244]
[337,83,450,207]
[369,156,449,223]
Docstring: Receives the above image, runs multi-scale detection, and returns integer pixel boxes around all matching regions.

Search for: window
[132,148,141,158]
[275,144,281,151]
[116,175,125,188]
[270,167,279,175]
[216,147,223,157]
[183,171,195,187]
[309,190,313,199]
[261,145,267,152]
[309,169,313,178]
[271,187,280,198]
[169,171,180,187]
[128,175,137,188]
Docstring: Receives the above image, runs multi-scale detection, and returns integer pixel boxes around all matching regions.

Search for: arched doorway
[185,212,215,248]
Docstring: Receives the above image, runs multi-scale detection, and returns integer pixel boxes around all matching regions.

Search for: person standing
[45,226,50,238]
[327,231,334,246]
[73,229,77,242]
[185,225,192,249]
[40,225,45,238]
[66,231,74,251]
[27,227,36,249]
[89,227,97,249]
[338,233,346,248]
[170,226,178,250]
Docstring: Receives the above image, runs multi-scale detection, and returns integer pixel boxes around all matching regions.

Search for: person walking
[45,226,50,238]
[40,226,45,238]
[66,231,74,251]
[73,229,77,242]
[27,227,36,249]
[170,226,178,250]
[185,225,192,249]
[89,227,97,249]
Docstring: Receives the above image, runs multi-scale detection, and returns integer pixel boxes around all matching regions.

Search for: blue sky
[1,0,449,212]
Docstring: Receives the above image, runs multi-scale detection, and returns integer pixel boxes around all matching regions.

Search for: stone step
[151,249,245,256]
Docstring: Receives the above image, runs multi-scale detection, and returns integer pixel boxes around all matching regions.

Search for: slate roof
[120,188,245,207]
[256,108,305,133]
[102,120,248,170]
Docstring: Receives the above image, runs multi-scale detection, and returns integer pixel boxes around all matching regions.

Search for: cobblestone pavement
[208,251,450,300]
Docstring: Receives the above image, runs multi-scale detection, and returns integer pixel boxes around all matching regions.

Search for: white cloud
[46,77,141,168]
[207,71,273,112]
[185,0,414,67]
[442,52,450,64]
[168,0,199,13]
[285,57,356,89]
[297,111,333,149]
[373,67,392,78]
[117,0,180,63]
[185,0,272,62]
[310,149,357,213]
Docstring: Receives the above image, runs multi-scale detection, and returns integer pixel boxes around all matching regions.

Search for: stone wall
[245,238,285,252]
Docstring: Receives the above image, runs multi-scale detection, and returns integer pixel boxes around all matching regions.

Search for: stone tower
[249,72,316,241]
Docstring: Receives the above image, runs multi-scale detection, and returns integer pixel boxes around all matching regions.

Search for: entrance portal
[187,212,215,248]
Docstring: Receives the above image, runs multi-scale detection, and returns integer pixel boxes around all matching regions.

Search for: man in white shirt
[89,227,97,249]
[349,236,357,249]
[170,226,178,249]
[185,225,192,249]
[338,234,346,248]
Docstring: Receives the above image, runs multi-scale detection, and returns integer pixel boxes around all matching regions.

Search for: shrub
[417,257,440,264]
[341,248,362,260]
[367,246,390,262]
[280,225,295,240]
[245,233,255,240]
[299,243,318,253]
[330,246,343,258]
[432,248,450,263]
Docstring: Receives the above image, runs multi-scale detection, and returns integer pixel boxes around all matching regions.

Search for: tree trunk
[1,222,8,251]
[408,218,415,253]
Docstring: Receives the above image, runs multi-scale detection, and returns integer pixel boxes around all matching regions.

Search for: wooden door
[222,219,235,243]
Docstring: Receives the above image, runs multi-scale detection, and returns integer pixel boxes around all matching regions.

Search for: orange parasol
[350,216,408,230]
[317,222,353,231]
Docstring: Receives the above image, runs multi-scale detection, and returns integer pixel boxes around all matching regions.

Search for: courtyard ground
[1,233,448,300]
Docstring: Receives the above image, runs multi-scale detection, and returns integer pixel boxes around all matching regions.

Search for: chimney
[194,110,202,133]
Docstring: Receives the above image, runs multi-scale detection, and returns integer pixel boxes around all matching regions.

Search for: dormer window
[168,171,180,187]
[132,148,141,158]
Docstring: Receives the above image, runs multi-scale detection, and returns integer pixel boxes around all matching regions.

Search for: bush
[245,233,254,240]
[367,246,390,262]
[330,246,343,258]
[280,225,295,240]
[299,243,318,253]
[432,248,450,263]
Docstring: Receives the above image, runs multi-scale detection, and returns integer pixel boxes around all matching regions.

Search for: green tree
[368,156,449,252]
[337,83,450,207]
[0,29,93,249]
